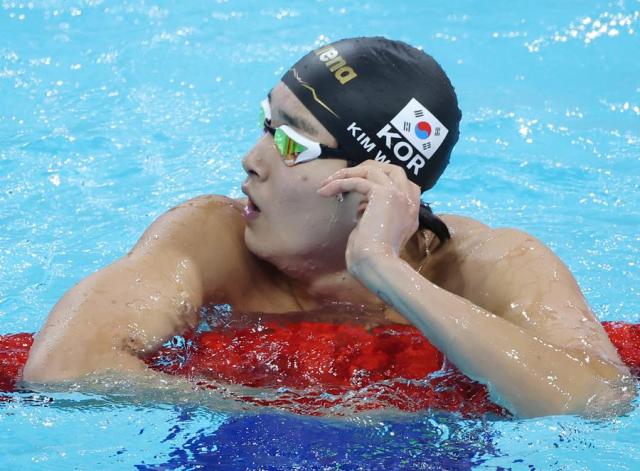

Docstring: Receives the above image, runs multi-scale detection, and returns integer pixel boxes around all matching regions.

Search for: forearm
[350,254,628,417]
[22,358,254,415]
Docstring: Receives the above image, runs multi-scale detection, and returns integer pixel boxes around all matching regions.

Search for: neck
[289,269,387,312]
[270,250,383,311]
[273,230,430,312]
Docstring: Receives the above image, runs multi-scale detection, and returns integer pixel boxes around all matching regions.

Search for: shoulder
[425,213,575,314]
[130,195,262,302]
[175,194,245,214]
[131,195,245,255]
[428,214,625,359]
[154,194,244,228]
[435,213,544,260]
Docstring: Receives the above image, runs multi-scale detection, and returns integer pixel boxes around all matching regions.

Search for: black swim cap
[281,37,461,191]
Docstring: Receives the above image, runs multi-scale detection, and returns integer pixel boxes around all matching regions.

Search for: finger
[322,166,393,187]
[358,161,411,194]
[317,177,377,197]
[385,165,411,193]
[371,162,421,204]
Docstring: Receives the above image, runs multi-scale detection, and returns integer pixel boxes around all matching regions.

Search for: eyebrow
[267,91,319,137]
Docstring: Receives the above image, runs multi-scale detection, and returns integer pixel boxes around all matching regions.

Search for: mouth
[247,196,261,213]
[241,184,261,220]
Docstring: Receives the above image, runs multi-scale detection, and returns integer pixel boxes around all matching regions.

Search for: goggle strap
[317,145,346,158]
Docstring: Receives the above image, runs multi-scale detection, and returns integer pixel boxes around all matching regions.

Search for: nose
[242,135,272,182]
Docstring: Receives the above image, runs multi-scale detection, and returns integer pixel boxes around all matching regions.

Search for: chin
[244,226,267,259]
[244,226,287,263]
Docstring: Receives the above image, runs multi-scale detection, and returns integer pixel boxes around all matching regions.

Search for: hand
[317,161,421,271]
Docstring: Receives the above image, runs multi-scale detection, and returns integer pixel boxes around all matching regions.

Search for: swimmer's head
[281,36,462,191]
[241,37,458,271]
[242,81,360,272]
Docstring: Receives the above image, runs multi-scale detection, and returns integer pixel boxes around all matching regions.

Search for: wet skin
[23,82,635,418]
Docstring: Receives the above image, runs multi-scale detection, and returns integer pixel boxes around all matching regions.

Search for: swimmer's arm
[349,251,635,418]
[23,195,244,382]
[22,246,204,382]
[21,356,250,412]
[23,359,261,416]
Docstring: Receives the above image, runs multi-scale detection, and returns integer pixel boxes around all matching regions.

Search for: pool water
[1,0,639,469]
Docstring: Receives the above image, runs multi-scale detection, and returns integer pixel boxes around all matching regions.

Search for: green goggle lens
[273,129,306,159]
[259,107,307,162]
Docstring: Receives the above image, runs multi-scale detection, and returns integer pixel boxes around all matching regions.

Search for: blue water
[1,0,639,469]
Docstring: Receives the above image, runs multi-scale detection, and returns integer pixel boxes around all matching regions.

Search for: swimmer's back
[23,195,290,382]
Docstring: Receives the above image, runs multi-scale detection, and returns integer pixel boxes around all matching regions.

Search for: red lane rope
[2,321,638,416]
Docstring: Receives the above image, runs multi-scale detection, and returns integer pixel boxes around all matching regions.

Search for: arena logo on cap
[314,45,358,85]
[375,98,449,175]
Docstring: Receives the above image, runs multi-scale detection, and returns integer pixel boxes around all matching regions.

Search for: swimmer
[22,37,635,418]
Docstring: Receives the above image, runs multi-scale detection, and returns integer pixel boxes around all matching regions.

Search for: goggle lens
[259,105,307,165]
[273,128,306,163]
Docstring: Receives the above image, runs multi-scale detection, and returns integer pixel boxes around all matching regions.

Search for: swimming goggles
[260,99,347,166]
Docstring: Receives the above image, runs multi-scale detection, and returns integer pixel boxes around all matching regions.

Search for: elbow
[502,371,637,419]
[21,357,57,384]
[21,355,70,384]
[552,377,636,419]
[21,343,49,383]
[576,361,638,418]
[21,341,86,384]
[579,377,637,418]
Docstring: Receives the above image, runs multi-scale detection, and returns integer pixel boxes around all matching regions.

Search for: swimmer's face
[241,82,362,272]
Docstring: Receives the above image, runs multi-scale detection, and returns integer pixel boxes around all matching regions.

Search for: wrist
[346,245,397,279]
[347,251,422,313]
